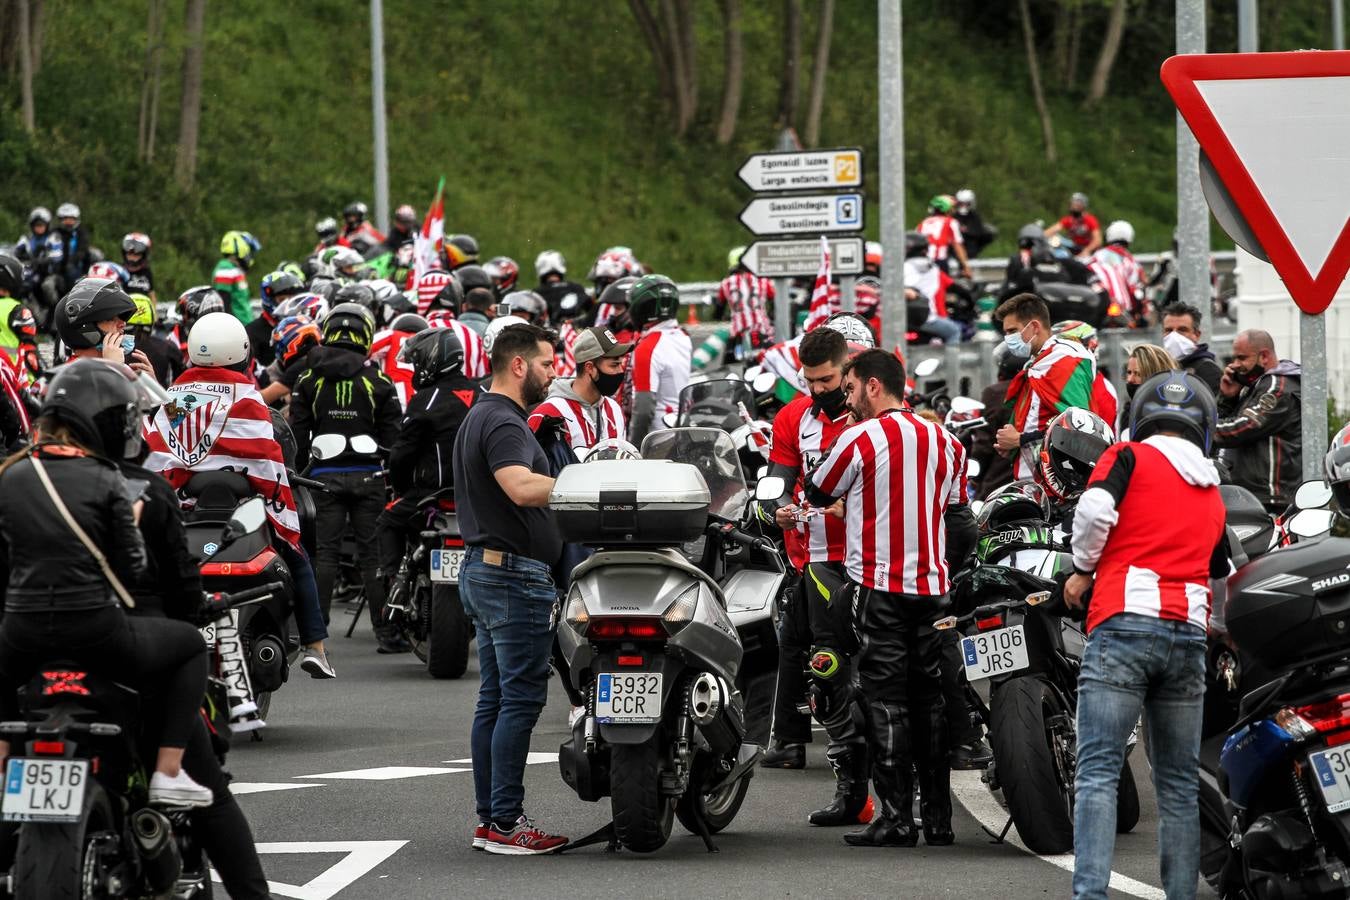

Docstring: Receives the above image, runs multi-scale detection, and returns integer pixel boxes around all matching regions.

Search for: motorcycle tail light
[1288,693,1350,742]
[616,655,644,667]
[588,617,665,641]
[564,586,589,635]
[32,741,65,756]
[201,547,277,577]
[661,585,700,635]
[41,671,89,697]
[975,614,1005,632]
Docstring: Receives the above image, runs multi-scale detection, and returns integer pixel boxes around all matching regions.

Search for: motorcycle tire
[989,676,1074,854]
[675,755,751,836]
[13,783,115,900]
[427,585,470,680]
[1116,759,1140,834]
[610,742,674,853]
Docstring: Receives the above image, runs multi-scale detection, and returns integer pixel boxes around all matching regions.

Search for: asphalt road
[223,603,1205,900]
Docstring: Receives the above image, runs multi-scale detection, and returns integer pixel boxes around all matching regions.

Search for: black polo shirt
[452,391,563,565]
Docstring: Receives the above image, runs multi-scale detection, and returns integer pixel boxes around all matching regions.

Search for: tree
[1018,0,1056,162]
[715,0,744,144]
[629,0,698,136]
[803,0,835,147]
[29,0,44,76]
[16,0,34,133]
[1085,0,1128,106]
[138,0,168,163]
[776,0,802,129]
[175,0,207,188]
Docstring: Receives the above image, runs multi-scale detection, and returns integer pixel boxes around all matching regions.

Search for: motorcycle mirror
[1289,509,1336,539]
[970,500,985,518]
[311,433,346,461]
[914,357,940,379]
[754,475,787,502]
[219,497,268,548]
[1025,591,1052,606]
[948,395,983,416]
[756,465,768,481]
[574,445,593,462]
[967,459,982,479]
[744,364,763,381]
[1294,480,1333,511]
[661,411,677,428]
[752,371,778,394]
[348,434,380,455]
[934,615,958,631]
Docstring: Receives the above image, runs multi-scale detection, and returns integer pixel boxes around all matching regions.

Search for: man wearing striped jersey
[527,327,630,452]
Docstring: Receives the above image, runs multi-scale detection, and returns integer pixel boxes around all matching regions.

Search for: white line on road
[444,751,558,765]
[297,766,469,781]
[230,782,326,796]
[216,840,408,900]
[951,771,1166,900]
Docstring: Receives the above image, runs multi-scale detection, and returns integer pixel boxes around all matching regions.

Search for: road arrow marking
[214,840,407,900]
[230,782,325,796]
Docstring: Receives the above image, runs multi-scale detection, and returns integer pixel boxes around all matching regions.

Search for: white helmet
[188,312,251,367]
[1105,220,1135,246]
[955,188,976,208]
[535,250,567,279]
[482,314,530,357]
[821,312,876,349]
[56,202,81,221]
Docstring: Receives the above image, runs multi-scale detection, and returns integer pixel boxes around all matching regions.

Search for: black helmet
[390,312,429,334]
[56,279,137,350]
[0,252,23,295]
[1130,370,1216,452]
[992,339,1028,380]
[1036,408,1114,503]
[445,234,479,268]
[377,290,415,328]
[1325,423,1350,513]
[175,286,226,337]
[453,264,492,295]
[1018,223,1044,249]
[430,275,465,313]
[343,202,368,223]
[321,302,375,352]
[598,275,637,310]
[977,480,1050,533]
[333,282,377,315]
[628,274,680,328]
[399,327,464,389]
[41,358,141,459]
[904,231,929,259]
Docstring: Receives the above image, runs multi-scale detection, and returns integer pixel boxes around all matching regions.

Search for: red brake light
[1295,694,1350,738]
[587,617,666,642]
[975,615,1005,632]
[201,547,278,577]
[32,741,65,756]
[41,671,89,696]
[616,655,644,667]
[442,537,465,548]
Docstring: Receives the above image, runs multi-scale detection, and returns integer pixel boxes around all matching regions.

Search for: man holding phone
[53,277,157,379]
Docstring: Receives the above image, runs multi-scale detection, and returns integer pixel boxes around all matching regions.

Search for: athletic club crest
[158,389,228,465]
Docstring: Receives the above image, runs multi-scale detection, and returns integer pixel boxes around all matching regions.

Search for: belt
[470,546,544,571]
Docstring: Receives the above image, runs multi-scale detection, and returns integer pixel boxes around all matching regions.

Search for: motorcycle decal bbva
[1312,572,1350,593]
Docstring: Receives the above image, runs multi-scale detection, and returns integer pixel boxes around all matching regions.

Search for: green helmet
[727,246,747,271]
[628,274,680,328]
[929,195,953,215]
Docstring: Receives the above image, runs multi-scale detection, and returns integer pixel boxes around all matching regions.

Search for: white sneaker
[300,648,336,680]
[148,770,214,809]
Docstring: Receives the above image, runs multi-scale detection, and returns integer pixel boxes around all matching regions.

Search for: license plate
[961,624,1030,681]
[595,672,663,724]
[429,549,464,583]
[1309,747,1350,813]
[2,758,88,823]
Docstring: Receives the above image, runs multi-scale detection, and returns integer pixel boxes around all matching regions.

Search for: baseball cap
[572,326,634,365]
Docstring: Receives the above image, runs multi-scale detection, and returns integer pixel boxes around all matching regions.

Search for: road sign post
[773,277,791,344]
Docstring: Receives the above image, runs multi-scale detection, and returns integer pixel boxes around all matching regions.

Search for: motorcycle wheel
[989,676,1074,854]
[610,743,674,853]
[427,585,470,680]
[675,755,751,836]
[13,783,115,900]
[1116,760,1140,834]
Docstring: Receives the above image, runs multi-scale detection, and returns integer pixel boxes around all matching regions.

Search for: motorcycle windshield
[641,427,749,521]
[677,379,755,431]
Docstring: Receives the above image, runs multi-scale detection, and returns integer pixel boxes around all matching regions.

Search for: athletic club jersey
[811,409,967,596]
[917,214,964,263]
[631,320,691,419]
[527,389,626,451]
[1087,245,1144,316]
[425,313,488,380]
[770,395,848,570]
[555,321,580,377]
[368,328,418,409]
[758,336,806,394]
[717,273,775,340]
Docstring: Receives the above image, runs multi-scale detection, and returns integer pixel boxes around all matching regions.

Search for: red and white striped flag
[802,235,836,332]
[413,175,446,284]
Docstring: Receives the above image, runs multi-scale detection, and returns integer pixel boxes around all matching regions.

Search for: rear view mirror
[1289,509,1335,539]
[970,500,985,518]
[752,372,778,394]
[914,358,940,378]
[967,458,982,479]
[744,365,763,381]
[1294,480,1333,511]
[949,395,983,416]
[754,475,787,502]
[349,434,379,455]
[311,433,346,461]
[661,412,677,428]
[219,497,268,550]
[574,445,593,462]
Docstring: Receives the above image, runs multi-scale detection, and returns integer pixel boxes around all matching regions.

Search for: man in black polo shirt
[452,321,569,856]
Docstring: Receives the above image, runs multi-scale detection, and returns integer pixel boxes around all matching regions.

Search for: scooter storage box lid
[1226,536,1350,672]
[550,460,710,545]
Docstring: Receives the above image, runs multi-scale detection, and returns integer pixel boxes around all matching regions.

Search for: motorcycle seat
[183,471,255,514]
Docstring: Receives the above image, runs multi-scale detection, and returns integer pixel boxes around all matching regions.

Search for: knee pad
[808,646,844,681]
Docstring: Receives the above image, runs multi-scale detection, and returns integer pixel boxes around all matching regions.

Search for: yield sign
[1161,51,1350,314]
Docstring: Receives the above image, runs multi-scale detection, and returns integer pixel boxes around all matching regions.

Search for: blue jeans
[277,541,328,645]
[1073,613,1206,900]
[921,316,963,344]
[458,546,558,826]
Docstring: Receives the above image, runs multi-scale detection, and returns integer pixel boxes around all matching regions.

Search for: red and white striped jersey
[416,270,454,316]
[717,273,776,341]
[1087,246,1144,316]
[631,320,691,418]
[758,336,806,394]
[770,395,848,570]
[811,410,967,596]
[555,321,580,377]
[917,214,964,262]
[526,388,626,451]
[426,312,489,380]
[595,303,622,329]
[368,328,418,409]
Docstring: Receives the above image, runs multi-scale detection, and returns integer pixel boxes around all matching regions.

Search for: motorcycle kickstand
[692,811,719,854]
[555,821,619,854]
[981,815,1014,844]
[344,593,367,638]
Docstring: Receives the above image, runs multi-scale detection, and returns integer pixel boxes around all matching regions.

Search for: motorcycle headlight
[565,585,589,634]
[662,584,701,635]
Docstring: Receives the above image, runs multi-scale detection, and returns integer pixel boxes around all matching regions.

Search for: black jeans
[770,573,813,745]
[313,471,389,627]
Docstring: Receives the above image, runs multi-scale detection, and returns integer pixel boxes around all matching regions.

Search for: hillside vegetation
[0,0,1337,297]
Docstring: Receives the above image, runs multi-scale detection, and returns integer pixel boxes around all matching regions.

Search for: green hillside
[0,0,1337,297]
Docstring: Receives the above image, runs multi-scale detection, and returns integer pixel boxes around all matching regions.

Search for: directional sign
[738,193,864,237]
[741,238,864,278]
[1161,51,1350,314]
[736,147,864,193]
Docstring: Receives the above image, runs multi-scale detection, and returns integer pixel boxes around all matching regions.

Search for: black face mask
[593,369,624,397]
[1125,382,1139,399]
[1232,363,1266,388]
[812,385,847,418]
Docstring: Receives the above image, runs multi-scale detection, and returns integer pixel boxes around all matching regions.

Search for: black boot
[374,625,410,654]
[759,739,806,770]
[843,765,917,847]
[951,736,993,770]
[810,744,871,826]
[918,761,954,845]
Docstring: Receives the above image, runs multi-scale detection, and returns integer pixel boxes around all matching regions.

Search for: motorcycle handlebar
[289,472,328,491]
[714,522,775,553]
[202,581,286,617]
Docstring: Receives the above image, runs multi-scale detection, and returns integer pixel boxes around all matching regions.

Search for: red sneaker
[472,823,490,850]
[482,816,569,856]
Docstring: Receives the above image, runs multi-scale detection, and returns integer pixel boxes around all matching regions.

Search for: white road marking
[230,782,326,796]
[951,770,1167,900]
[297,766,468,781]
[214,840,407,900]
[444,751,558,765]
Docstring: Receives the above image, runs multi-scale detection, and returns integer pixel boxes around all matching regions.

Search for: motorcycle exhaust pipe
[688,673,723,726]
[687,674,742,755]
[250,635,286,693]
[130,808,183,895]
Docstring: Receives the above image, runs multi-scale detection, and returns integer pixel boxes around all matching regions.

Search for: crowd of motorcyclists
[0,192,1330,897]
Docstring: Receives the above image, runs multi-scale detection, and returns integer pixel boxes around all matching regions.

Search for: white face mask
[1163,330,1197,362]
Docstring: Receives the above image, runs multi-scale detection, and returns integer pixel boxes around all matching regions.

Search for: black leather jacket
[1215,361,1303,512]
[0,451,147,611]
[388,372,479,495]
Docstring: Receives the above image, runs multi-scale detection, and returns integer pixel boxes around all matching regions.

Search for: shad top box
[550,460,710,545]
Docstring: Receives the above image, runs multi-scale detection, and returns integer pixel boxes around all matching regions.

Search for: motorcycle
[552,427,774,852]
[676,377,773,490]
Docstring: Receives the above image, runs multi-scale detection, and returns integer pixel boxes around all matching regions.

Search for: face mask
[812,385,847,418]
[121,334,137,355]
[1125,382,1139,399]
[1003,326,1030,357]
[1162,330,1196,362]
[1233,363,1266,388]
[593,369,624,397]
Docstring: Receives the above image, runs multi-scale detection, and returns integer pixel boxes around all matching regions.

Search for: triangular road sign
[1161,51,1350,314]
[213,840,407,900]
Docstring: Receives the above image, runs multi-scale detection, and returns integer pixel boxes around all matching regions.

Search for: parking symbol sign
[836,196,860,227]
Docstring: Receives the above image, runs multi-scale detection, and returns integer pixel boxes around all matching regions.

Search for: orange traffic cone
[686,302,699,325]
